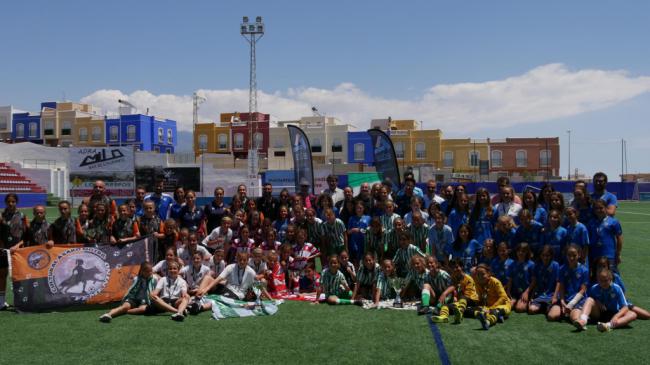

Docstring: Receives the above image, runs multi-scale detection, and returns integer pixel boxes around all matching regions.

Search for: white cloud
[81,63,650,133]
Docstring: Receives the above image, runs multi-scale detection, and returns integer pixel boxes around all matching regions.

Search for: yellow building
[194,122,231,155]
[373,119,443,168]
[41,102,98,147]
[440,138,489,174]
[74,116,106,146]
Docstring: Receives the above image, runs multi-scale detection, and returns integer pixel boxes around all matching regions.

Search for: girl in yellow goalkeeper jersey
[431,258,480,323]
[473,263,512,330]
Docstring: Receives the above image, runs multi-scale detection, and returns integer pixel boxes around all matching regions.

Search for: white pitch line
[617,210,650,217]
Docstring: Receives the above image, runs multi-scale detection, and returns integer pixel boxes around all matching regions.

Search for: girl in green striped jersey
[374,259,397,305]
[313,255,360,305]
[353,253,380,300]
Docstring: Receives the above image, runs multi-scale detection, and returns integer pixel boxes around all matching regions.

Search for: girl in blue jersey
[507,243,535,313]
[542,209,569,263]
[565,207,590,263]
[493,215,516,251]
[514,209,544,258]
[522,190,547,226]
[490,241,513,287]
[593,257,650,320]
[427,211,454,264]
[588,200,623,273]
[447,193,470,236]
[477,238,496,267]
[548,245,589,324]
[528,245,560,316]
[570,185,593,224]
[469,188,494,247]
[347,201,371,266]
[449,224,481,274]
[574,268,637,332]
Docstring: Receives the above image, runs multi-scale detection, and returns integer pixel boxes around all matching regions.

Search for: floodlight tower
[240,16,265,152]
[193,92,206,153]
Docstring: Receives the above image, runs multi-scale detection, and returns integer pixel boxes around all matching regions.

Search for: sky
[1,0,649,180]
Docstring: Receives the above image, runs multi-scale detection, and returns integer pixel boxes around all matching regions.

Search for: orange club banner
[10,237,153,311]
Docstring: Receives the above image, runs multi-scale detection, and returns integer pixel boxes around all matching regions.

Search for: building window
[469,151,480,167]
[415,142,426,160]
[254,132,263,149]
[29,122,38,138]
[218,134,227,150]
[491,150,503,167]
[0,116,7,130]
[61,121,72,136]
[311,137,322,153]
[158,128,163,143]
[274,151,285,157]
[516,150,527,167]
[443,151,453,168]
[16,123,24,138]
[332,138,343,152]
[273,137,284,148]
[198,134,208,150]
[92,127,101,142]
[354,143,365,161]
[79,127,88,142]
[127,125,136,141]
[394,142,405,159]
[167,129,173,144]
[109,126,119,142]
[540,149,551,167]
[234,133,244,149]
[44,120,54,136]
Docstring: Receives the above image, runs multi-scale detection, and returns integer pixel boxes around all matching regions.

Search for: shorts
[146,297,179,313]
[124,298,147,308]
[0,251,8,269]
[599,310,618,322]
[531,295,553,311]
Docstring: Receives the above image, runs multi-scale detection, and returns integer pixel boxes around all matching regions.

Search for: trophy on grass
[252,280,265,310]
[388,277,407,308]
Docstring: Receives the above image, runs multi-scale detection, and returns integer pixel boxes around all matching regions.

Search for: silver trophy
[252,280,265,309]
[388,277,406,308]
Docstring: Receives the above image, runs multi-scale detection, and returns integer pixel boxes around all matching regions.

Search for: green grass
[3,202,650,364]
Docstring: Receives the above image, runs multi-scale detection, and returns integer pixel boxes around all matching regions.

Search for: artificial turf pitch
[2,202,649,364]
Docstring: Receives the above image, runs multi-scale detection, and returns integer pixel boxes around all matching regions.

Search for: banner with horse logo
[10,237,152,311]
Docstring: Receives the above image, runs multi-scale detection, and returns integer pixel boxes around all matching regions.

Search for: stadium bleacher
[0,162,47,193]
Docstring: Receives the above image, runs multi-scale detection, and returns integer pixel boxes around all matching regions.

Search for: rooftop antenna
[311,106,323,117]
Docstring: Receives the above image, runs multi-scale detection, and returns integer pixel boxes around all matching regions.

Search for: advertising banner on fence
[69,147,135,198]
[287,125,315,194]
[135,167,201,192]
[69,147,134,173]
[10,237,152,311]
[367,128,401,192]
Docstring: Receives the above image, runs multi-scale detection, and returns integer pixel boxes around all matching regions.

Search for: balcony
[491,159,503,167]
[516,159,528,167]
[61,129,72,136]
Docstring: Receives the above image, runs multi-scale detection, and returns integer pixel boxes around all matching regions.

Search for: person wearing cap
[321,174,344,206]
[298,178,316,209]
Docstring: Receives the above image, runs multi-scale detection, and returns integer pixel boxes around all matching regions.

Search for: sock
[439,305,449,319]
[456,299,467,314]
[485,311,497,326]
[336,298,353,305]
[609,320,617,329]
[421,290,431,307]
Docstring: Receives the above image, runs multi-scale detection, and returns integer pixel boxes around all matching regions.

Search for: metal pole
[567,129,571,180]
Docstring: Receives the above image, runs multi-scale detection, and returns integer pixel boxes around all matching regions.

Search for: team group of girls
[0,172,645,330]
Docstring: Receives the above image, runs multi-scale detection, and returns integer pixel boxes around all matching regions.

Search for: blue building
[11,112,42,144]
[347,131,374,166]
[105,114,177,153]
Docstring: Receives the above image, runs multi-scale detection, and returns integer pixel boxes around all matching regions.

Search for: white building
[268,116,356,170]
